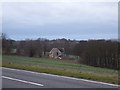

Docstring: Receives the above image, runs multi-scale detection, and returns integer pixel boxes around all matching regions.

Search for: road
[2,67,119,88]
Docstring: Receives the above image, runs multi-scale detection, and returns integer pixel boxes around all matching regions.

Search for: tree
[2,33,11,54]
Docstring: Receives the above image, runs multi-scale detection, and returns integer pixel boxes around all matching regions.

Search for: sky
[1,0,118,40]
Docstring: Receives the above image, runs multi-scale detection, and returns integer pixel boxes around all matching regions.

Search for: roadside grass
[2,55,118,84]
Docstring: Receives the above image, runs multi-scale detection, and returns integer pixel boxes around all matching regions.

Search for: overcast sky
[2,1,118,40]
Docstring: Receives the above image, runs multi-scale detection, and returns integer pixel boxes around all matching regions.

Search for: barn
[49,48,64,59]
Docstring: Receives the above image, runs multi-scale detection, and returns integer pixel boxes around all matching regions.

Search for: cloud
[0,3,2,32]
[3,2,117,26]
[0,0,119,3]
[2,2,118,40]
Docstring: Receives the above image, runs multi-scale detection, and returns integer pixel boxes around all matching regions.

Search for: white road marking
[2,76,44,87]
[2,67,119,87]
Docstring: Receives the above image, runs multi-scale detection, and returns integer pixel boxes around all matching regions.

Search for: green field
[2,55,118,84]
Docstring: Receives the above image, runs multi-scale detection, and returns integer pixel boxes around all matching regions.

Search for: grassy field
[2,55,118,84]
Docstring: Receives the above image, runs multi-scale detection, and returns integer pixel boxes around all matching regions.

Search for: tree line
[74,40,119,69]
[2,33,119,70]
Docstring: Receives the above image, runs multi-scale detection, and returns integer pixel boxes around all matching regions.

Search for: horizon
[6,36,118,42]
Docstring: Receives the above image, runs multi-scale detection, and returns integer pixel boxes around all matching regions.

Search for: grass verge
[2,55,119,84]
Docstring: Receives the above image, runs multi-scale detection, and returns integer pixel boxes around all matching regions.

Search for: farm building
[49,48,64,59]
[10,48,17,54]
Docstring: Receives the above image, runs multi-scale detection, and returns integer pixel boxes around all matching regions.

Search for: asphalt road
[2,67,119,88]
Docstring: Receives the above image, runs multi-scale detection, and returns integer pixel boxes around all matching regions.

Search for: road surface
[2,67,119,88]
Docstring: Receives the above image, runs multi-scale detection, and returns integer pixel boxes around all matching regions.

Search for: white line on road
[2,76,44,87]
[2,67,119,87]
